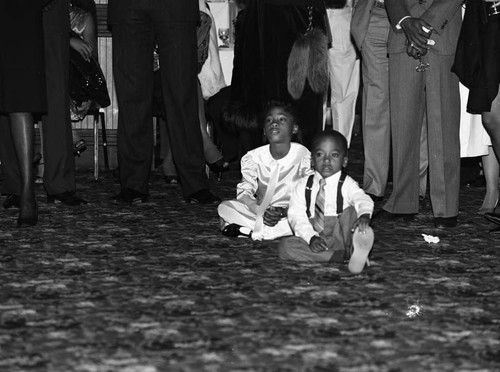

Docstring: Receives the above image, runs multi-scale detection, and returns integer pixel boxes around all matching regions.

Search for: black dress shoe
[17,215,38,227]
[373,209,416,222]
[222,224,252,238]
[434,216,458,228]
[3,194,20,209]
[484,212,500,225]
[185,189,221,204]
[47,191,87,206]
[366,193,384,202]
[112,187,149,203]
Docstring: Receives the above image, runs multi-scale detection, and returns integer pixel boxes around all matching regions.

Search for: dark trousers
[41,0,75,195]
[0,0,75,196]
[111,2,207,196]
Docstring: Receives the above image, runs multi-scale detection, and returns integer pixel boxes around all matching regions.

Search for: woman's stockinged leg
[481,89,500,214]
[479,147,499,213]
[9,112,37,226]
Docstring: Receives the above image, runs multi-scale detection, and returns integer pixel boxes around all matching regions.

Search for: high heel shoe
[207,159,229,181]
[17,195,38,227]
[73,139,87,157]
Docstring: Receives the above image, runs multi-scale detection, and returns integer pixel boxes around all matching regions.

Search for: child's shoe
[348,227,374,274]
[222,224,252,238]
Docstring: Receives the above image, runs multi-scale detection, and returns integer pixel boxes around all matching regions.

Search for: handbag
[69,47,111,114]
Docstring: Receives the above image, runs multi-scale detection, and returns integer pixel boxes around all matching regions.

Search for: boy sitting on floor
[278,130,374,274]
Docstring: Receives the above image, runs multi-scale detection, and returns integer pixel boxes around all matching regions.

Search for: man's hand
[309,236,328,253]
[400,17,433,59]
[263,206,287,227]
[351,213,371,234]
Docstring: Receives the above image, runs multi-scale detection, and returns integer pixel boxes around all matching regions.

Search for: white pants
[218,200,293,241]
[326,6,360,146]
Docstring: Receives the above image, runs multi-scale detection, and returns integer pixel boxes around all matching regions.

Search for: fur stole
[287,28,329,100]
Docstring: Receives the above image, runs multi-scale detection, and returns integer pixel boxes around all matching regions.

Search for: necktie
[252,162,280,241]
[313,178,326,233]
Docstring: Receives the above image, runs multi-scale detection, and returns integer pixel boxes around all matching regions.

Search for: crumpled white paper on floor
[422,233,440,244]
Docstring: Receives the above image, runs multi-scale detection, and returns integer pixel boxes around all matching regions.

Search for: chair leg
[93,114,99,180]
[100,111,109,170]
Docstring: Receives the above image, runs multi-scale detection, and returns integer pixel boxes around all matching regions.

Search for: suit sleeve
[385,0,411,29]
[420,0,463,35]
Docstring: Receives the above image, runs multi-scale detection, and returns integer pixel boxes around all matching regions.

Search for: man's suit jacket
[351,0,378,50]
[385,0,463,55]
[107,0,198,25]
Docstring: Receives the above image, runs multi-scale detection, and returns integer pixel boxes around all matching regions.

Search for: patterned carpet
[1,136,499,372]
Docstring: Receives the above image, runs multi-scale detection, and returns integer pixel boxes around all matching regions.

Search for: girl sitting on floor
[218,100,313,241]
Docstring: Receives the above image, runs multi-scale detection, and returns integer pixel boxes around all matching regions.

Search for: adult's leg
[419,116,429,199]
[0,115,21,195]
[9,113,37,224]
[206,86,240,163]
[482,89,500,162]
[198,82,223,165]
[426,53,461,218]
[156,14,209,197]
[327,7,360,146]
[481,89,500,211]
[42,0,76,195]
[112,12,155,195]
[478,147,499,212]
[383,53,426,214]
[159,117,178,178]
[360,7,391,198]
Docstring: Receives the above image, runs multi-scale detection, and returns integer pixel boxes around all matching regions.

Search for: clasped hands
[309,213,371,253]
[400,17,434,59]
[263,206,288,227]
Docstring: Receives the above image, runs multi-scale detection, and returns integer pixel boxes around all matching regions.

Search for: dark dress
[453,0,500,114]
[226,0,328,148]
[0,1,46,114]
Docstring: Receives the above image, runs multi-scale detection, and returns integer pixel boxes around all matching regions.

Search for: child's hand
[309,236,328,253]
[351,213,371,234]
[263,206,286,227]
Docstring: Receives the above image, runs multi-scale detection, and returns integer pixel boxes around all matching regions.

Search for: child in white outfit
[218,100,313,241]
[278,130,375,273]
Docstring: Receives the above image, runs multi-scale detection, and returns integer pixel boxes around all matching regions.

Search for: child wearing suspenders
[278,130,375,274]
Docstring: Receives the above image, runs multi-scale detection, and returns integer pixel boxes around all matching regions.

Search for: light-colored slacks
[384,52,461,217]
[327,7,359,147]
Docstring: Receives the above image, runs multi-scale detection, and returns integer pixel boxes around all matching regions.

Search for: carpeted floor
[1,135,499,372]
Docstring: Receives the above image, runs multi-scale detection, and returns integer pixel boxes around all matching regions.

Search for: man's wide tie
[313,178,326,233]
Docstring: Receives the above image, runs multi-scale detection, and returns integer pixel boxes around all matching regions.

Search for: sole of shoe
[484,213,500,225]
[348,227,374,274]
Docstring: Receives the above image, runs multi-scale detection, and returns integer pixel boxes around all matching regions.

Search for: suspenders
[305,172,347,218]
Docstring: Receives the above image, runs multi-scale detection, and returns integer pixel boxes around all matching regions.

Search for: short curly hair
[311,130,348,155]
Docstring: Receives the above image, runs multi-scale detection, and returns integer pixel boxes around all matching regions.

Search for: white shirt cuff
[395,16,411,30]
